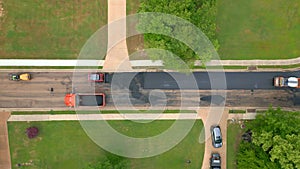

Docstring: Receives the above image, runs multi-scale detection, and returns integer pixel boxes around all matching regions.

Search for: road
[0,71,299,109]
[142,71,300,89]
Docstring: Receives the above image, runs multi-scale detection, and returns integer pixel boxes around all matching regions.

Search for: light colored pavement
[0,112,11,169]
[0,60,161,67]
[8,113,201,121]
[197,108,228,169]
[1,57,300,67]
[103,0,132,71]
[228,112,257,120]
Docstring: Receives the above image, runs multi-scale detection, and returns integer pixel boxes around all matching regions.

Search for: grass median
[8,120,204,169]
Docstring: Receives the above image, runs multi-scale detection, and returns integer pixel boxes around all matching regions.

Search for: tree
[26,126,39,139]
[85,155,128,169]
[237,108,300,169]
[237,142,280,169]
[137,0,218,68]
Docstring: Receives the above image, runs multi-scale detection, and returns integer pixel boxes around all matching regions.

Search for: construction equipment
[274,76,300,88]
[88,73,110,83]
[9,73,31,81]
[64,93,105,107]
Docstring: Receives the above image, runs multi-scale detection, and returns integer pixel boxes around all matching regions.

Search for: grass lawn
[217,0,300,60]
[0,0,107,59]
[8,120,204,169]
[227,123,245,169]
[8,121,105,169]
[229,110,246,114]
[124,120,205,169]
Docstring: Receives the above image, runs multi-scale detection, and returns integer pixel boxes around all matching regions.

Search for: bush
[26,127,39,139]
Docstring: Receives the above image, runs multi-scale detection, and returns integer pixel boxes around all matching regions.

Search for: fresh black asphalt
[111,71,300,90]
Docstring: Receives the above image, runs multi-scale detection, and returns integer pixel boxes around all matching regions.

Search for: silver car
[211,125,222,148]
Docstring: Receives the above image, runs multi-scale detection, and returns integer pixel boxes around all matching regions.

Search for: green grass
[126,120,204,169]
[8,120,204,169]
[0,0,107,59]
[126,0,141,15]
[8,121,106,169]
[227,123,244,169]
[258,64,300,69]
[229,110,246,114]
[11,111,77,115]
[217,0,300,60]
[194,66,248,69]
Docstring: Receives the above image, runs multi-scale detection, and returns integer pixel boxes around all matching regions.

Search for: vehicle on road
[88,73,110,83]
[274,76,300,88]
[211,125,223,148]
[9,73,31,81]
[210,153,221,169]
[64,93,106,107]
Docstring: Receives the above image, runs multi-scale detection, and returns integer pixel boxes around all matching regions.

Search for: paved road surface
[0,71,299,109]
[142,71,300,89]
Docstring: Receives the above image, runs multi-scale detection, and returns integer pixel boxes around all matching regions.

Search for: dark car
[210,153,221,169]
[211,125,222,148]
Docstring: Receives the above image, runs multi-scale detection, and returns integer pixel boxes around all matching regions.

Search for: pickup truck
[274,76,300,88]
[64,93,106,107]
[88,73,110,83]
[9,73,31,81]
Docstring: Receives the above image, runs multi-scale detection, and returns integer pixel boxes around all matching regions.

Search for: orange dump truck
[64,93,106,107]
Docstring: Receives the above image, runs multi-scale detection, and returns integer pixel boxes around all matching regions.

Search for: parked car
[211,125,222,148]
[210,153,221,169]
[9,73,31,81]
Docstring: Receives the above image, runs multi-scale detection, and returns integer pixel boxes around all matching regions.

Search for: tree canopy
[137,0,218,68]
[237,108,300,169]
[85,155,128,169]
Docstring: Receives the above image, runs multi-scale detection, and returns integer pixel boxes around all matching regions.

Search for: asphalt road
[0,71,299,109]
[141,71,300,89]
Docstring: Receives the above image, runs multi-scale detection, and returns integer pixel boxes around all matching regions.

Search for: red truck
[88,73,110,83]
[64,93,106,107]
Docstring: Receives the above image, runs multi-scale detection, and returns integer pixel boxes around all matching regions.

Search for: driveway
[197,108,228,169]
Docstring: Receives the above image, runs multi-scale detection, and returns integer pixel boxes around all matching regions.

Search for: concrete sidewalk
[8,113,201,121]
[7,112,258,121]
[0,58,299,67]
[103,0,132,71]
[0,112,11,169]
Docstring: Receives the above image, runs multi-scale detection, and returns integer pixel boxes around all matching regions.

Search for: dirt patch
[127,35,146,60]
[0,1,5,18]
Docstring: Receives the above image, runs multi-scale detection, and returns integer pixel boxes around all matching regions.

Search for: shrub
[26,127,39,139]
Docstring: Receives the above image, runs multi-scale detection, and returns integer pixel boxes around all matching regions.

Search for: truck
[88,73,110,83]
[64,93,106,107]
[9,73,31,81]
[274,76,300,88]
